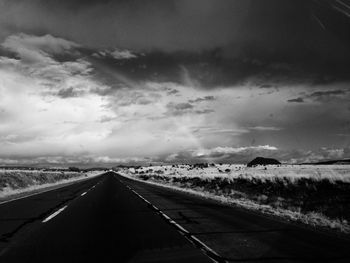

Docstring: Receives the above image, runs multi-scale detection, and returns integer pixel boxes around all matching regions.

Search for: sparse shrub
[121,164,350,232]
[0,169,84,192]
[68,167,80,172]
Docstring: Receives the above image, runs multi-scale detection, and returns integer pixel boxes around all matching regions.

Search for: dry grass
[120,164,350,233]
[0,169,101,198]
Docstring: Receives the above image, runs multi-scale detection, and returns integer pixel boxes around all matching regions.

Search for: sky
[0,0,350,166]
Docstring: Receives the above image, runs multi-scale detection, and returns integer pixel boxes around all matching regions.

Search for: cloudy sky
[0,0,350,166]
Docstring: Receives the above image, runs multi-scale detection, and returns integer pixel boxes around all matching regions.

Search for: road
[0,172,349,262]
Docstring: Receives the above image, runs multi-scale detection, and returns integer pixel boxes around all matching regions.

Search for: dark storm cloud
[193,109,215,115]
[167,89,179,95]
[288,89,349,103]
[0,0,251,51]
[288,98,305,103]
[88,48,350,89]
[308,89,348,101]
[1,0,350,87]
[260,85,275,89]
[1,0,349,53]
[166,102,194,116]
[164,102,214,117]
[57,87,79,98]
[188,96,216,103]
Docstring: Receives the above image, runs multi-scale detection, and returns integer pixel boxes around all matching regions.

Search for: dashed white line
[42,205,68,223]
[122,181,225,263]
[41,181,101,223]
[191,235,223,261]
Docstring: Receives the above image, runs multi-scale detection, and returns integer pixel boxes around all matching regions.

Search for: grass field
[0,169,102,198]
[119,164,350,233]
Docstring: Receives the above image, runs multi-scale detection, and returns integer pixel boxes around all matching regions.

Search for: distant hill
[301,159,350,165]
[247,157,281,167]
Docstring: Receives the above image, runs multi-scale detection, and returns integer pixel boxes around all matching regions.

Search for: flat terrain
[0,172,349,262]
[121,164,350,232]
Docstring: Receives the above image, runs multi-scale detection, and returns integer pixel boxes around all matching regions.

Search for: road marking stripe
[336,0,350,10]
[191,236,223,260]
[42,205,68,223]
[81,192,87,196]
[120,178,226,263]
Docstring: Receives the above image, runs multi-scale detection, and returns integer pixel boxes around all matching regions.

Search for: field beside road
[0,168,103,201]
[119,164,350,233]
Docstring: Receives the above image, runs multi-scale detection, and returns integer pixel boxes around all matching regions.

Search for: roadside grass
[0,169,101,198]
[119,164,350,233]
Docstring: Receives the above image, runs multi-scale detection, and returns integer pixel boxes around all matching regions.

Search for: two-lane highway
[1,172,350,262]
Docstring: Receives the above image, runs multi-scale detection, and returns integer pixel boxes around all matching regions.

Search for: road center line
[81,192,87,196]
[114,173,227,263]
[42,205,68,223]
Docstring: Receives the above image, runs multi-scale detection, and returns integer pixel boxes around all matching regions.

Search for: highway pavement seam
[114,173,229,263]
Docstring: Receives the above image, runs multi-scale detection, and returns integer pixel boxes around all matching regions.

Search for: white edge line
[191,236,223,259]
[42,205,68,223]
[81,192,87,196]
[336,0,350,10]
[332,4,350,17]
[119,178,223,263]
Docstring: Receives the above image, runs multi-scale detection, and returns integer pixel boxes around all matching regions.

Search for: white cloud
[2,33,79,55]
[247,126,282,131]
[0,67,112,157]
[1,34,82,82]
[192,126,249,135]
[111,49,137,60]
[0,34,116,159]
[194,145,278,157]
[92,48,137,60]
[0,34,95,96]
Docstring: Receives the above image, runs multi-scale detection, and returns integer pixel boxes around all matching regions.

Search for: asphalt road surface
[0,172,349,263]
